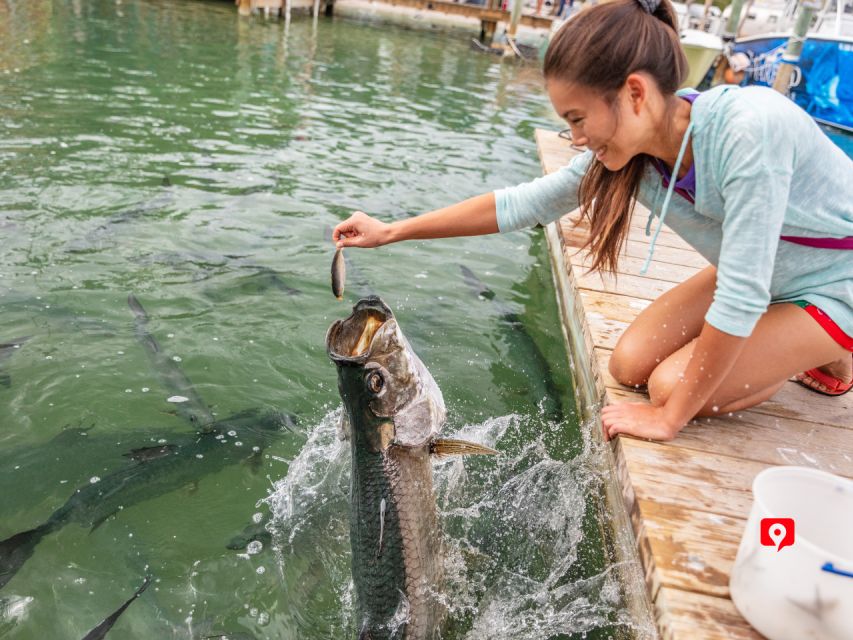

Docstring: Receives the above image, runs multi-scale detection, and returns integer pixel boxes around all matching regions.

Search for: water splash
[262,410,644,637]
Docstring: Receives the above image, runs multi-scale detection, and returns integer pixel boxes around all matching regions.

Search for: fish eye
[367,371,384,394]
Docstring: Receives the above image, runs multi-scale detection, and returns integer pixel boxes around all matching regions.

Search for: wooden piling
[772,0,822,94]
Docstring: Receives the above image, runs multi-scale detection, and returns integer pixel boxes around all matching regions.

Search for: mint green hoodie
[495,85,853,338]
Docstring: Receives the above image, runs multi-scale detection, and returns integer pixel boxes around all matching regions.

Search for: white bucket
[730,466,853,640]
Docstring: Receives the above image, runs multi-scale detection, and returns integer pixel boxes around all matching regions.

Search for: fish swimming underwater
[0,409,293,591]
[81,576,151,640]
[327,296,497,640]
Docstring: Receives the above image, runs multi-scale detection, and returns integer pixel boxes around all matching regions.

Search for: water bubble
[249,607,259,617]
[252,512,264,524]
[252,446,260,452]
[125,389,132,393]
[227,430,237,437]
[89,476,100,484]
[117,351,124,355]
[142,387,149,393]
[167,333,175,338]
[158,438,167,444]
[257,611,269,625]
[256,566,266,576]
[246,540,263,555]
[195,454,204,459]
[215,434,225,440]
[234,441,243,447]
[167,395,189,403]
[46,355,53,360]
[172,355,182,362]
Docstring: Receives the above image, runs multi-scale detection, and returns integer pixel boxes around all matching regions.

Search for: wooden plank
[637,498,744,598]
[574,269,680,301]
[620,438,760,518]
[579,289,648,325]
[656,587,764,640]
[604,366,853,433]
[574,249,703,284]
[604,381,853,475]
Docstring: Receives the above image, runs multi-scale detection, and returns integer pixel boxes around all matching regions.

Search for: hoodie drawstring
[640,120,694,275]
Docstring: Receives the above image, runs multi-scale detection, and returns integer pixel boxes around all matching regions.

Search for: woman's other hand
[333,211,392,249]
[600,402,684,442]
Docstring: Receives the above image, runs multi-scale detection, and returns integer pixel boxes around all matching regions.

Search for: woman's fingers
[332,211,366,244]
[332,211,389,249]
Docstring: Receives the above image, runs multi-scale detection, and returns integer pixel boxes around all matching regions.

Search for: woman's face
[547,79,645,171]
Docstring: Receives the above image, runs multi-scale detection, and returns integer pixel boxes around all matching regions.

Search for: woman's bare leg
[609,265,716,388]
[647,302,850,416]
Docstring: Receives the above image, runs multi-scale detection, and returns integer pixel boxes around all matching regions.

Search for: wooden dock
[535,128,853,640]
[236,0,556,44]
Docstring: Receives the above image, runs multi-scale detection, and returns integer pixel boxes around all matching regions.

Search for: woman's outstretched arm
[333,193,498,249]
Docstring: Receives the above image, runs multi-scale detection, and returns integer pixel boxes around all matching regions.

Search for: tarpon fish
[332,248,346,300]
[128,295,215,427]
[327,297,496,640]
[81,576,150,640]
[0,409,293,590]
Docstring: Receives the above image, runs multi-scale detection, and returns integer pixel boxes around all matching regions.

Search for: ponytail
[543,0,687,274]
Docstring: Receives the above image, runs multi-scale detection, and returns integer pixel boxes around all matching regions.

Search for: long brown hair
[543,0,687,273]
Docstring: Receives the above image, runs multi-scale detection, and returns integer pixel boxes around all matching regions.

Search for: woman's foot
[795,354,853,396]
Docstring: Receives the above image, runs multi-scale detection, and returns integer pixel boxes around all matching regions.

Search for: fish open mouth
[326,296,394,362]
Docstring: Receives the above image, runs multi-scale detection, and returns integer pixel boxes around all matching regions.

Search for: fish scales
[351,443,443,639]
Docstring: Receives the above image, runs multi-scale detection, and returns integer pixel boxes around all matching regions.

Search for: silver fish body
[332,248,347,300]
[327,297,447,640]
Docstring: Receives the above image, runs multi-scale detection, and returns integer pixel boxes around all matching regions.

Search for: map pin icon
[769,523,787,550]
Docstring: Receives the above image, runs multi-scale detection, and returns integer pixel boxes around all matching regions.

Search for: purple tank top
[651,91,851,250]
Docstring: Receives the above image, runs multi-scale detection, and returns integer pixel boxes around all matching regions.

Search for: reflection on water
[0,0,652,637]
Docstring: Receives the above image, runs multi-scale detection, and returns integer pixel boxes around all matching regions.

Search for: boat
[715,0,853,132]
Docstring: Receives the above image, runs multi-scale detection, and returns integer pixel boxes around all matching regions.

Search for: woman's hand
[600,402,684,442]
[333,211,392,249]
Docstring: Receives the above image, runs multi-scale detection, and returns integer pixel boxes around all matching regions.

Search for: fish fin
[0,524,52,590]
[122,444,177,462]
[337,412,351,441]
[430,439,499,457]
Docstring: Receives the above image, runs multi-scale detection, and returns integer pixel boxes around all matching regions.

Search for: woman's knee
[609,333,658,388]
[647,359,682,407]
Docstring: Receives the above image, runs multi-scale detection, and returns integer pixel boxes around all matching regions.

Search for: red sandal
[795,363,853,397]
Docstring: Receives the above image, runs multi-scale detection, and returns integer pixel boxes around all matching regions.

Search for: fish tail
[0,523,52,590]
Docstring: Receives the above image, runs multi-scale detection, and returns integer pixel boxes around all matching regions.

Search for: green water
[0,1,651,638]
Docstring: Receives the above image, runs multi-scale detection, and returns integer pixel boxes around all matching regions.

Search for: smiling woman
[335,0,853,444]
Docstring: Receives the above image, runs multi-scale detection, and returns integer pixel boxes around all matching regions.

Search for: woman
[332,0,853,441]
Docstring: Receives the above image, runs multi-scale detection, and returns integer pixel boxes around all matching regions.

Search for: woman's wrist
[385,220,404,244]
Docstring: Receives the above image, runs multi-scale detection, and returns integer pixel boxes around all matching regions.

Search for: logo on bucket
[760,518,795,551]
